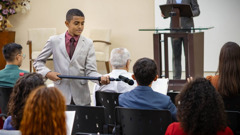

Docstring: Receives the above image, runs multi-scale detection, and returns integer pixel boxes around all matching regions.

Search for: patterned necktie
[69,38,75,59]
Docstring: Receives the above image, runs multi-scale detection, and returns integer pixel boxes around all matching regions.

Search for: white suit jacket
[33,33,101,105]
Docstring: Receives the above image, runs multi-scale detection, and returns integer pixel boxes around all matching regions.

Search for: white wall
[155,0,240,71]
[8,0,155,74]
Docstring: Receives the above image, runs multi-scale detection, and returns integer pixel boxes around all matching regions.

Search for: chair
[89,29,111,73]
[115,107,172,135]
[0,87,12,129]
[167,91,179,105]
[95,91,121,125]
[225,110,240,135]
[66,105,108,135]
[0,87,13,116]
[27,28,56,72]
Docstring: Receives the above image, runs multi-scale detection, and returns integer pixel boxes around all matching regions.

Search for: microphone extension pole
[57,75,119,81]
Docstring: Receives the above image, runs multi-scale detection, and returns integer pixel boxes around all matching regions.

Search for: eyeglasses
[19,54,26,59]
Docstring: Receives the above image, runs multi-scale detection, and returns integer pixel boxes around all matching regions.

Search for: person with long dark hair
[206,42,240,110]
[207,42,240,96]
[165,78,233,135]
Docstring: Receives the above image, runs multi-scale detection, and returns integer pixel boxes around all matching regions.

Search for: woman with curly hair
[3,73,45,130]
[165,78,233,135]
[20,86,66,135]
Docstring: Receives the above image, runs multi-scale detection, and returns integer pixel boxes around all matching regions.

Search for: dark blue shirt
[119,86,177,121]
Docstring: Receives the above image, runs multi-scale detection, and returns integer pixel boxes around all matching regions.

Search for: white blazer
[33,33,101,105]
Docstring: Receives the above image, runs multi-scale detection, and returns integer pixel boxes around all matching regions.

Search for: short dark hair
[66,8,84,22]
[133,57,158,86]
[2,43,22,62]
[176,78,227,135]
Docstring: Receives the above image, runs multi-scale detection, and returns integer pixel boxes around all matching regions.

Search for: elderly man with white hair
[92,48,136,105]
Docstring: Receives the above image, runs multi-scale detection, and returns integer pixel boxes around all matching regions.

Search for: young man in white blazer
[33,9,109,105]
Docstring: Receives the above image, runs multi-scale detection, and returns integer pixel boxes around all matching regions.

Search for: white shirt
[176,0,182,4]
[92,69,137,105]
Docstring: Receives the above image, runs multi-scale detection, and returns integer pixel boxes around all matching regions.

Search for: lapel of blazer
[70,35,85,62]
[59,33,71,62]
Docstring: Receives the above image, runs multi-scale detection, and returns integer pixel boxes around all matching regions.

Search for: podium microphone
[118,75,134,86]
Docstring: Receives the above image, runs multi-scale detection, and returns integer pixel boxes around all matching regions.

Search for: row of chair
[67,105,172,135]
[95,91,240,135]
[1,89,240,134]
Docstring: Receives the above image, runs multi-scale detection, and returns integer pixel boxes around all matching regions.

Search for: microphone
[118,75,134,86]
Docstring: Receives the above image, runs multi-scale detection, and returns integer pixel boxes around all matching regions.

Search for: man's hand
[46,72,61,81]
[100,75,110,85]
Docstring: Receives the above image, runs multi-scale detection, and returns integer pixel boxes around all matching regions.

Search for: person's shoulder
[81,35,93,44]
[19,69,29,73]
[48,33,64,41]
[206,75,219,81]
[119,90,131,98]
[154,90,170,99]
[218,127,234,135]
[165,122,184,135]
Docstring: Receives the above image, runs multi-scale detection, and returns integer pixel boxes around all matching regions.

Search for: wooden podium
[0,31,16,70]
[153,32,204,91]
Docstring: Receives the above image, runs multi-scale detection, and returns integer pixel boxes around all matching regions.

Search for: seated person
[93,48,136,105]
[165,78,233,135]
[20,86,66,135]
[206,42,240,111]
[3,73,45,130]
[119,57,177,121]
[0,43,28,88]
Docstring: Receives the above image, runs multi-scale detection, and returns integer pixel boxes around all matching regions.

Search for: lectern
[160,4,193,29]
[139,27,212,91]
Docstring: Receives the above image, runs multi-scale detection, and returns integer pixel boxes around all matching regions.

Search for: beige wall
[8,0,154,74]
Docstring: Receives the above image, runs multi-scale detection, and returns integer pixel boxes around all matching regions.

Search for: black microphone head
[128,80,134,85]
[119,75,134,86]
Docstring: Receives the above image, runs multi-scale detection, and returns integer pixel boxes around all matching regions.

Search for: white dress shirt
[92,69,137,105]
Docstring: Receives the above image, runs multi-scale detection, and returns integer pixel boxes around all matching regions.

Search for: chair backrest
[115,107,172,135]
[95,91,121,124]
[66,105,106,134]
[225,110,240,135]
[28,28,56,60]
[167,91,179,105]
[28,28,56,52]
[223,95,240,112]
[89,29,111,62]
[0,87,13,115]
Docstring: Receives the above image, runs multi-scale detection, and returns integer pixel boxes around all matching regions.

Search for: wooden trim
[93,40,111,45]
[27,40,32,72]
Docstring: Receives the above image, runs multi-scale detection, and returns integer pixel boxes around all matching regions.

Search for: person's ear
[65,21,69,28]
[15,54,20,61]
[132,74,136,80]
[126,60,130,71]
[153,75,158,81]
